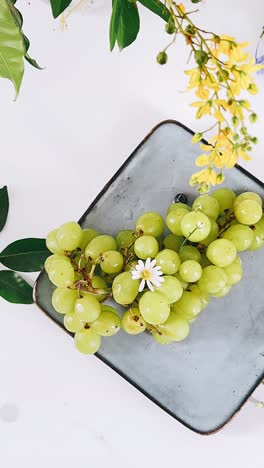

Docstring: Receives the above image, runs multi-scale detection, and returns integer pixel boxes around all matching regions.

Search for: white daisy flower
[131,258,164,292]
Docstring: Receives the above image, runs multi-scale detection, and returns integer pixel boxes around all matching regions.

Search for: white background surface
[0,1,264,466]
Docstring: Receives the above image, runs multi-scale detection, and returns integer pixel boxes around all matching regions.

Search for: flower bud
[185,25,196,36]
[195,50,209,66]
[165,17,176,34]
[157,51,168,65]
[249,112,257,123]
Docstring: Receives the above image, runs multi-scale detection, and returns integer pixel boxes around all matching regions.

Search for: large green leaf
[0,270,33,304]
[0,238,50,272]
[110,0,140,51]
[110,0,122,51]
[0,0,25,97]
[50,0,72,18]
[138,0,171,22]
[0,186,9,232]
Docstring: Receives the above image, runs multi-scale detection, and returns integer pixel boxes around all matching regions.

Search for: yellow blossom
[196,154,210,167]
[195,85,210,100]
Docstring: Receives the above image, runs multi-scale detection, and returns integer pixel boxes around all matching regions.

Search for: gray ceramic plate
[34,120,264,435]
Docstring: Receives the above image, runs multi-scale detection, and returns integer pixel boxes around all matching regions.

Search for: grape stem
[179,226,200,249]
[146,324,162,335]
[218,212,235,237]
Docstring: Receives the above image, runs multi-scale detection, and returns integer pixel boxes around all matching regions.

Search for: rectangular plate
[34,120,264,434]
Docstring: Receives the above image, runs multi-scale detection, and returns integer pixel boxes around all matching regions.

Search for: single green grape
[64,312,84,333]
[189,285,210,309]
[234,200,262,225]
[192,194,220,220]
[212,188,236,213]
[222,224,253,251]
[75,295,101,322]
[175,272,189,290]
[212,284,232,297]
[48,258,75,288]
[91,310,121,336]
[233,191,262,209]
[166,208,189,236]
[163,233,184,252]
[172,291,202,320]
[179,245,201,263]
[249,217,264,250]
[85,235,117,260]
[121,308,147,335]
[45,254,70,274]
[155,249,181,275]
[201,218,219,247]
[100,250,124,274]
[206,238,236,267]
[52,287,78,314]
[116,230,135,250]
[139,291,170,325]
[156,275,183,304]
[79,228,99,251]
[157,310,190,341]
[134,235,159,260]
[74,328,101,354]
[181,211,211,242]
[112,272,139,305]
[101,304,119,316]
[135,211,164,238]
[223,256,243,285]
[56,222,82,251]
[198,265,228,294]
[46,229,64,254]
[167,202,191,214]
[179,260,202,283]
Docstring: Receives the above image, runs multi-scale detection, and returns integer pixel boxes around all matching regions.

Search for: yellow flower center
[141,269,152,280]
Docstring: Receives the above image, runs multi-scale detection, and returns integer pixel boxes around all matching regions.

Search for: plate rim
[34,119,264,435]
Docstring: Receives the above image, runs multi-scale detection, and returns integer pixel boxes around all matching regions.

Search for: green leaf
[0,186,9,232]
[110,0,122,51]
[0,0,25,97]
[50,0,72,18]
[116,1,140,50]
[23,35,43,70]
[138,0,171,22]
[0,270,33,304]
[0,238,50,272]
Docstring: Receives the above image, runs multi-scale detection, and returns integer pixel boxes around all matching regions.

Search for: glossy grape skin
[134,235,159,260]
[172,291,202,321]
[75,295,101,322]
[52,287,78,315]
[79,228,99,251]
[152,332,173,344]
[223,256,243,285]
[121,308,147,335]
[192,194,220,220]
[116,230,135,250]
[249,217,264,250]
[222,224,253,251]
[112,272,139,305]
[56,222,82,251]
[212,188,236,213]
[206,239,237,267]
[46,229,64,255]
[201,219,219,247]
[233,191,262,209]
[139,291,170,325]
[179,245,201,263]
[167,202,191,214]
[181,211,211,242]
[175,272,189,290]
[101,304,119,316]
[45,254,70,274]
[156,275,183,304]
[74,329,101,354]
[179,260,202,283]
[157,311,190,341]
[48,258,75,288]
[135,211,164,238]
[91,310,121,336]
[189,285,210,309]
[234,200,262,225]
[198,266,228,294]
[100,250,124,274]
[163,233,184,252]
[212,284,232,298]
[85,235,117,260]
[64,313,84,333]
[166,208,189,236]
[155,249,181,275]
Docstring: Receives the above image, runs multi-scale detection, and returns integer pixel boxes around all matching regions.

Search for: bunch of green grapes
[44,188,264,354]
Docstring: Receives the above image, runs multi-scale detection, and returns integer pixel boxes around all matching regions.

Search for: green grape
[157,311,190,341]
[163,233,184,252]
[167,202,191,214]
[249,217,264,250]
[56,222,82,251]
[181,211,211,242]
[134,236,159,260]
[135,211,164,238]
[155,249,181,275]
[192,194,220,220]
[189,285,210,309]
[179,245,201,263]
[74,328,101,354]
[79,228,99,251]
[75,295,101,322]
[200,253,212,268]
[212,188,236,213]
[101,304,119,316]
[201,219,219,247]
[64,313,84,333]
[172,291,202,320]
[121,308,147,335]
[91,310,121,336]
[152,332,173,345]
[223,256,243,285]
[233,191,262,209]
[234,200,262,225]
[48,258,75,288]
[112,272,139,305]
[100,250,124,274]
[156,275,183,304]
[125,260,138,272]
[85,235,117,260]
[222,224,253,251]
[179,260,202,283]
[166,208,189,235]
[52,287,78,314]
[175,272,189,290]
[116,230,135,250]
[206,238,237,267]
[82,276,108,301]
[46,229,64,254]
[212,284,232,298]
[139,291,170,325]
[45,254,70,274]
[198,265,228,294]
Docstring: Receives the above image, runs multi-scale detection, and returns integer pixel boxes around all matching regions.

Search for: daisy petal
[145,258,151,269]
[158,276,165,283]
[151,277,163,287]
[135,264,142,271]
[155,270,164,276]
[147,280,154,292]
[132,271,141,280]
[154,266,161,271]
[150,259,156,268]
[138,260,144,269]
[139,279,145,292]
